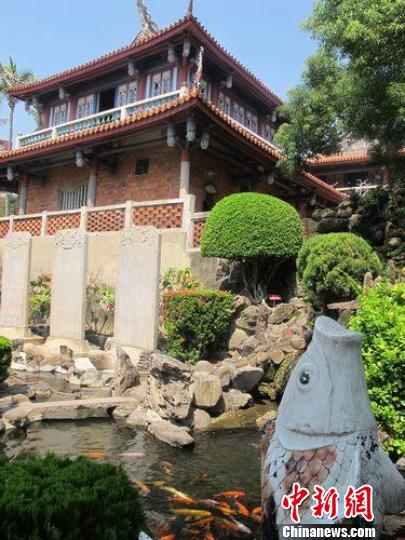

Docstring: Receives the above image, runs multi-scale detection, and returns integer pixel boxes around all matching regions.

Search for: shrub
[297,233,383,305]
[29,274,51,326]
[164,290,234,364]
[201,193,303,303]
[0,336,12,384]
[350,282,405,457]
[0,454,146,540]
[86,280,115,335]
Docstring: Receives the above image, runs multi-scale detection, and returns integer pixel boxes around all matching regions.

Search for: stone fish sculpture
[261,316,405,538]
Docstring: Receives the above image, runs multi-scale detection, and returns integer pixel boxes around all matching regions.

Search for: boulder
[80,368,102,388]
[147,353,192,421]
[193,372,222,410]
[111,346,140,396]
[270,349,285,365]
[74,357,95,373]
[290,336,306,350]
[192,361,215,375]
[223,389,252,410]
[233,295,252,315]
[193,409,212,431]
[235,305,259,334]
[269,304,296,325]
[10,361,27,371]
[256,410,278,430]
[148,420,194,448]
[228,328,249,351]
[215,364,233,388]
[126,407,149,428]
[232,366,263,392]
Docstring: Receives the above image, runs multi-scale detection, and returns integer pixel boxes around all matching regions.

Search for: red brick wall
[26,143,181,214]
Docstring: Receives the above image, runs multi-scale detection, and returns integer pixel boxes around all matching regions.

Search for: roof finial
[194,46,204,89]
[134,0,159,43]
[187,0,194,16]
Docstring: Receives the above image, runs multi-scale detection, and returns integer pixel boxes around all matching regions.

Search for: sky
[0,0,318,142]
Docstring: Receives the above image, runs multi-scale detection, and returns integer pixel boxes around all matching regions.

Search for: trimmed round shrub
[201,193,303,302]
[350,282,405,457]
[0,454,146,540]
[0,336,12,384]
[297,233,383,305]
[164,289,234,364]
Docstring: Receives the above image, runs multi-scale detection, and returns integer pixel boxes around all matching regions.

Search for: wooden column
[87,161,98,207]
[179,148,191,198]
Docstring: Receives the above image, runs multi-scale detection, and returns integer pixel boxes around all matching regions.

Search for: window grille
[60,184,88,210]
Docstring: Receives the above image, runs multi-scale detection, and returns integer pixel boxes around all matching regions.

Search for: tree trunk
[8,105,14,149]
[241,257,282,304]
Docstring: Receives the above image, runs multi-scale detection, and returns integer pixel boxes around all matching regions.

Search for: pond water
[1,420,263,539]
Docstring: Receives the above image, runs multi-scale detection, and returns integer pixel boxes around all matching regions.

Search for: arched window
[203,184,218,211]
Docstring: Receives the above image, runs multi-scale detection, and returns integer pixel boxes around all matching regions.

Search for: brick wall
[26,143,181,214]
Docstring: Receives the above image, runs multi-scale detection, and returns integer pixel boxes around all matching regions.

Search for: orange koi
[221,517,252,535]
[252,507,262,514]
[171,497,196,505]
[133,480,150,494]
[190,517,214,528]
[82,451,106,459]
[173,509,212,518]
[214,490,246,499]
[205,535,215,540]
[159,536,176,540]
[235,502,250,517]
[250,513,263,524]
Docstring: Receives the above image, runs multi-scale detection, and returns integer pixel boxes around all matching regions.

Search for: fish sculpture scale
[261,316,405,539]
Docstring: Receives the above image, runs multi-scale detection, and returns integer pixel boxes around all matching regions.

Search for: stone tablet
[49,230,88,345]
[0,232,32,338]
[114,227,161,350]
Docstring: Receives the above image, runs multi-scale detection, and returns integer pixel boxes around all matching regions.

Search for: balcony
[16,90,182,148]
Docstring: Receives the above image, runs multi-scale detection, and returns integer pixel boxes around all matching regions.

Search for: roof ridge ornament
[134,0,160,44]
[187,0,194,16]
[193,46,204,90]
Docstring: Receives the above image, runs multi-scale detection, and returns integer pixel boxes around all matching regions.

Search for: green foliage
[350,282,405,457]
[275,0,405,175]
[201,194,303,303]
[0,336,12,384]
[297,233,383,305]
[86,280,115,335]
[201,193,302,259]
[29,274,51,326]
[164,290,233,364]
[0,453,146,540]
[160,267,202,297]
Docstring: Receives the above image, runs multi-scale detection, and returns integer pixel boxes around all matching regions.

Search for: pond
[1,420,263,539]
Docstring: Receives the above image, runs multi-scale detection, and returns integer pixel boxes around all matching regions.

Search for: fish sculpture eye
[299,371,310,385]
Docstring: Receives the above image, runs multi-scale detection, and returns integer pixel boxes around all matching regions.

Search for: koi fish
[250,513,262,524]
[252,507,262,515]
[171,497,196,505]
[154,481,166,487]
[161,461,173,475]
[159,536,176,540]
[214,490,246,499]
[133,480,150,494]
[235,502,250,517]
[118,452,146,459]
[160,486,190,499]
[220,518,251,535]
[189,517,214,528]
[172,509,212,518]
[82,451,106,459]
[204,535,215,540]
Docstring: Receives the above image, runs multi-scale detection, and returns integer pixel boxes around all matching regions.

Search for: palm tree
[0,58,35,149]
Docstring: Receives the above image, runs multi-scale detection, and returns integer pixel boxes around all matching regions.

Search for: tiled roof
[10,15,282,106]
[0,90,341,202]
[310,150,372,166]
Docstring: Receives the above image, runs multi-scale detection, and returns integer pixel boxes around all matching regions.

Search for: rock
[256,410,278,430]
[80,387,112,399]
[270,350,285,365]
[193,409,212,430]
[122,385,147,404]
[337,206,352,218]
[12,394,31,405]
[388,237,402,248]
[396,457,405,473]
[232,366,263,392]
[74,357,95,373]
[111,346,140,396]
[193,373,222,409]
[126,407,149,428]
[39,364,56,373]
[241,336,260,357]
[192,361,215,374]
[206,404,275,431]
[32,382,54,400]
[259,352,298,400]
[228,328,249,351]
[251,350,271,367]
[317,217,349,234]
[55,366,68,375]
[148,420,194,448]
[290,336,306,350]
[382,514,405,539]
[48,393,77,402]
[10,361,27,371]
[68,374,81,387]
[269,303,296,325]
[147,353,192,421]
[233,295,251,314]
[86,351,115,371]
[235,305,259,334]
[223,389,252,410]
[350,213,361,228]
[215,364,233,388]
[264,365,276,383]
[112,405,136,420]
[81,368,102,388]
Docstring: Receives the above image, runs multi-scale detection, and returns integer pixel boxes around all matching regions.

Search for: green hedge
[0,454,146,540]
[164,290,234,364]
[350,282,405,457]
[201,193,303,259]
[0,336,12,384]
[297,233,383,305]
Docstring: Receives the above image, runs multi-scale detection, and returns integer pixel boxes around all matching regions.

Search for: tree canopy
[275,0,405,176]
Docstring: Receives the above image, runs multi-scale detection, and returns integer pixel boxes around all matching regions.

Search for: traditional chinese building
[0,1,342,247]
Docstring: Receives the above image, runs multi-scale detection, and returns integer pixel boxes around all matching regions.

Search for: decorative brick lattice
[47,213,81,236]
[133,203,183,229]
[0,221,10,238]
[13,217,42,236]
[192,219,206,247]
[87,209,125,232]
